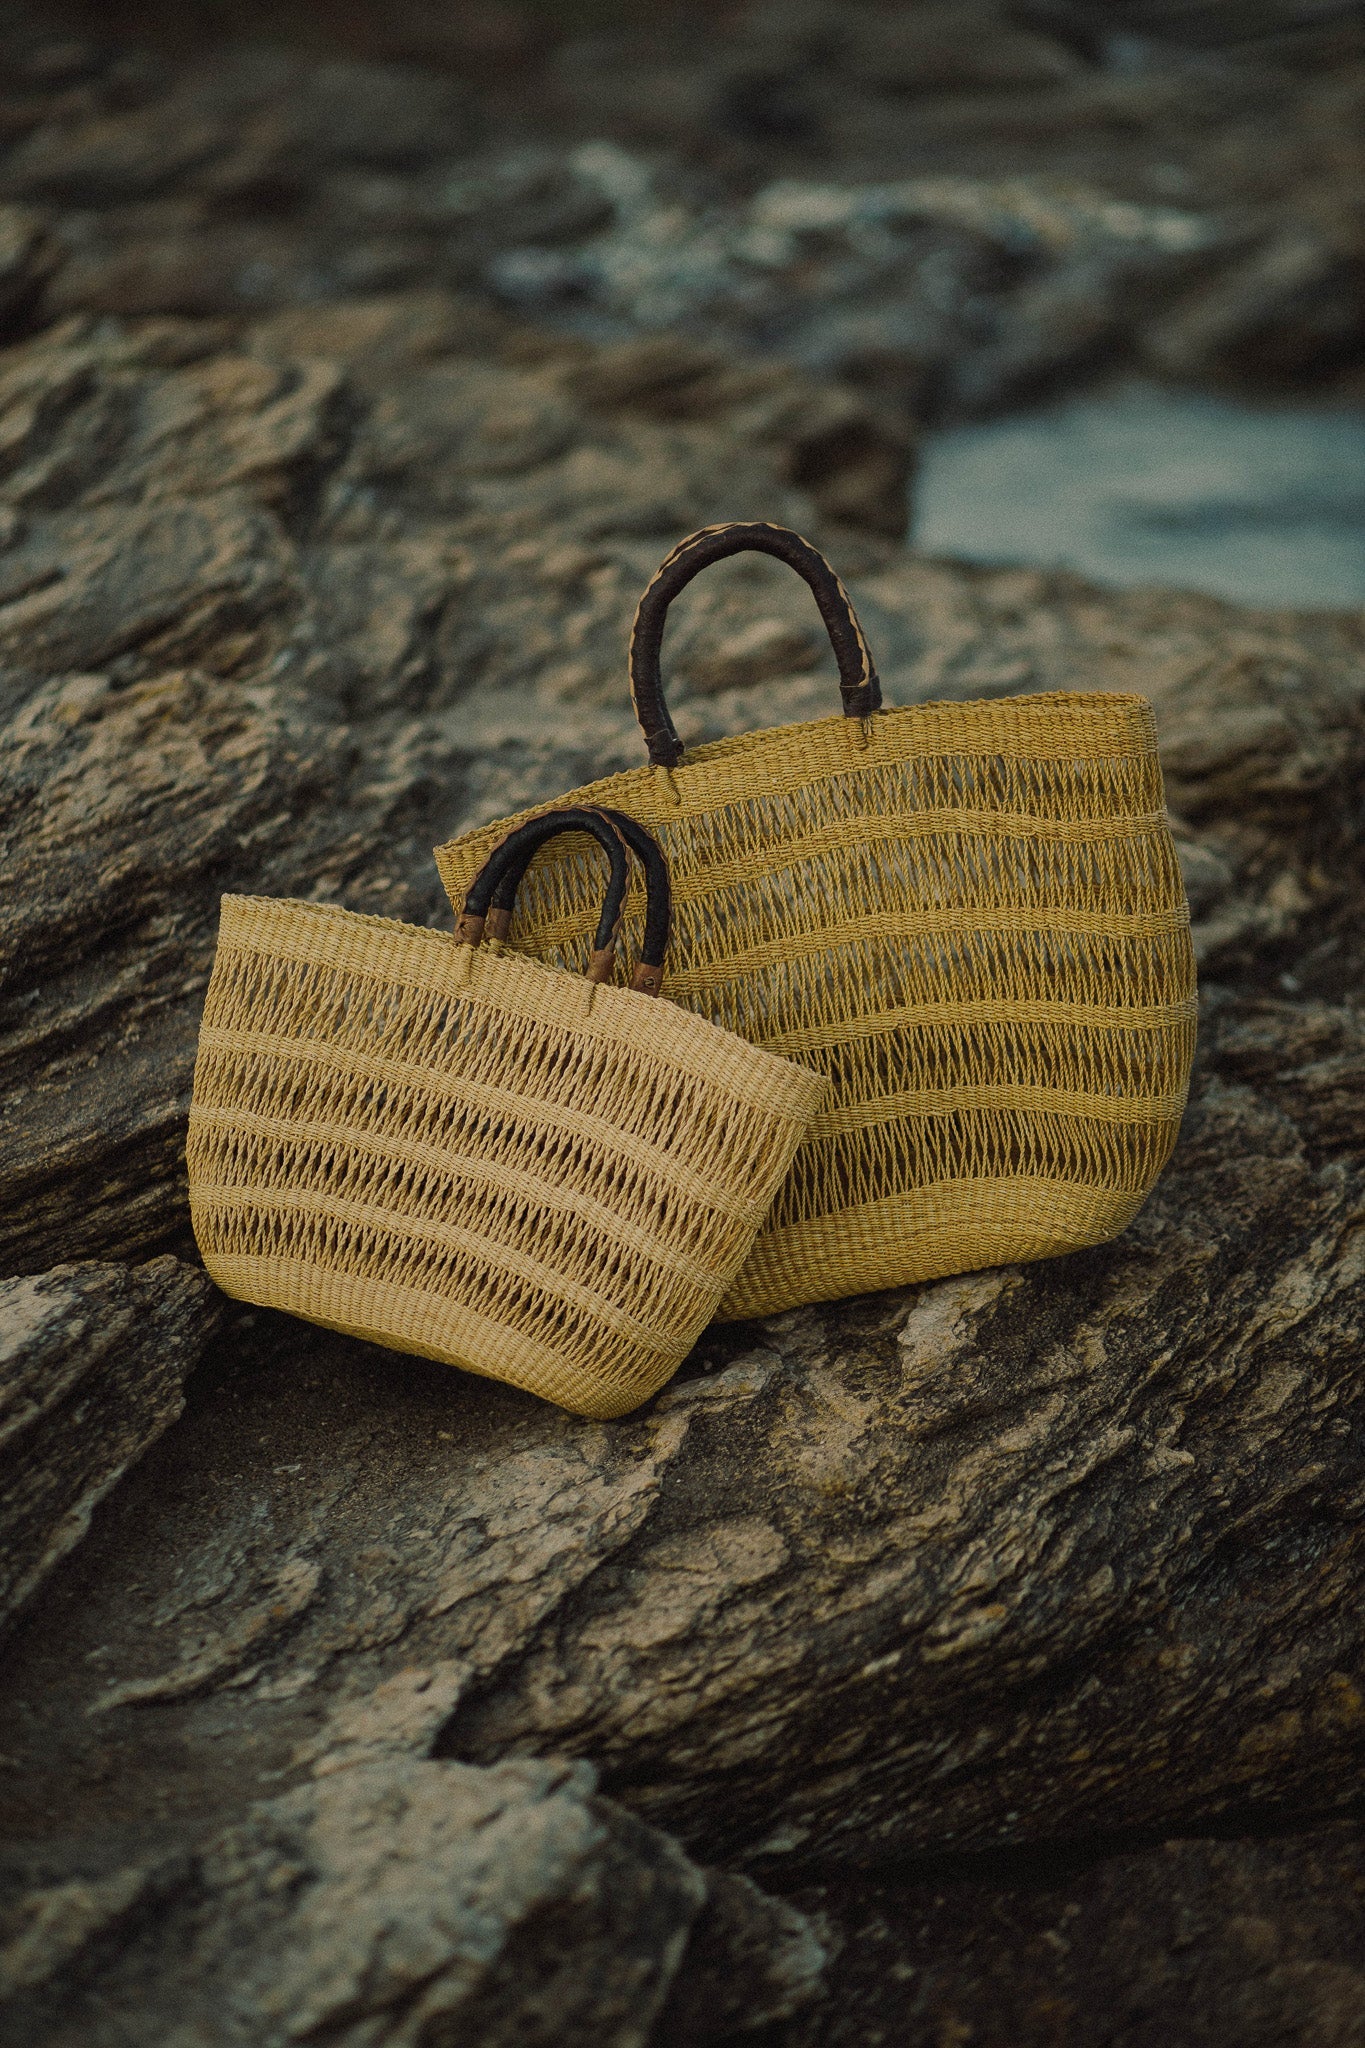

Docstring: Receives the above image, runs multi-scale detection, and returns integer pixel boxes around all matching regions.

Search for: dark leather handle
[457,807,629,984]
[628,522,883,769]
[592,810,670,993]
[488,807,672,995]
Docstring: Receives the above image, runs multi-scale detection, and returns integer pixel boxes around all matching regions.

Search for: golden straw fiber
[434,532,1197,1320]
[187,876,825,1418]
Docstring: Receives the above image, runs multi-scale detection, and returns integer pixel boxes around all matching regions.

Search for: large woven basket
[188,807,825,1417]
[435,524,1198,1320]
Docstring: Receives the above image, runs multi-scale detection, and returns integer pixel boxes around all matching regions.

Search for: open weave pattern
[187,896,824,1417]
[434,692,1197,1318]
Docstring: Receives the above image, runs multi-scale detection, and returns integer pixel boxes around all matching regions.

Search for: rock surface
[2,2,1361,409]
[4,291,1362,1284]
[0,1256,219,1639]
[784,1819,1365,2047]
[8,988,1363,1873]
[2,4,1365,2044]
[0,302,906,1281]
[0,1751,827,2047]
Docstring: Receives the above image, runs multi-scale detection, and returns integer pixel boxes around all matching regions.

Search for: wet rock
[0,1256,219,1640]
[2,105,235,207]
[1050,0,1365,61]
[0,48,475,208]
[683,615,823,695]
[1,0,1361,401]
[1142,230,1365,384]
[840,4,1082,95]
[0,1753,827,2047]
[561,334,916,538]
[485,148,1236,414]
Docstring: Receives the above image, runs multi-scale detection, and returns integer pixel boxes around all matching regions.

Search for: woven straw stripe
[810,1083,1190,1135]
[213,896,818,1113]
[724,1176,1148,1318]
[766,994,1197,1051]
[191,1105,732,1289]
[196,1028,771,1223]
[661,905,1190,995]
[194,1179,679,1347]
[188,898,825,1416]
[201,1258,674,1417]
[515,810,1177,923]
[433,692,1197,1317]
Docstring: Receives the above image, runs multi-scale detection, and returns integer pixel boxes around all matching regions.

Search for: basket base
[198,1252,684,1420]
[718,1175,1148,1320]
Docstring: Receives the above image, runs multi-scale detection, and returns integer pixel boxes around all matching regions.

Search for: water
[913,382,1365,610]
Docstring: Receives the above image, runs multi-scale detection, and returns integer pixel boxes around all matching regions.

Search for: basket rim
[433,690,1164,880]
[212,892,828,1118]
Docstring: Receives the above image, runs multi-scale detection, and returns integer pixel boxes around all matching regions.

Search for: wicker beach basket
[434,524,1198,1320]
[187,807,825,1417]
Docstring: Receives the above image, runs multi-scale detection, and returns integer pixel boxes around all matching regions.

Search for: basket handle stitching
[489,807,672,996]
[628,521,883,770]
[458,805,669,992]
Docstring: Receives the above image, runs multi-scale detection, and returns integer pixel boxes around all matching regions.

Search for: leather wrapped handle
[488,807,672,995]
[629,522,883,769]
[457,807,630,984]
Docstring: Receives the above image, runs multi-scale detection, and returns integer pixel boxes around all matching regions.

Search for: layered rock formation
[0,1752,826,2047]
[3,0,1362,409]
[2,3,1364,2044]
[0,300,909,1280]
[0,1256,219,1639]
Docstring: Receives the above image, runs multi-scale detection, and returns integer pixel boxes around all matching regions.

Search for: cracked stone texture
[1,92,1364,1875]
[2,991,1364,1872]
[0,1751,828,2048]
[2,3,1365,2044]
[0,1255,219,1640]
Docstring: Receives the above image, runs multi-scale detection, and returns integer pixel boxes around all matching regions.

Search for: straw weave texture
[187,895,824,1417]
[434,692,1198,1318]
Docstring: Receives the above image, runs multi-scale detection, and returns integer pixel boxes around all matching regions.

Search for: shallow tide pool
[912,382,1365,610]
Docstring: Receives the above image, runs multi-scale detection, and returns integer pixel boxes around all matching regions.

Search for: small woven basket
[435,524,1198,1319]
[187,808,825,1417]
